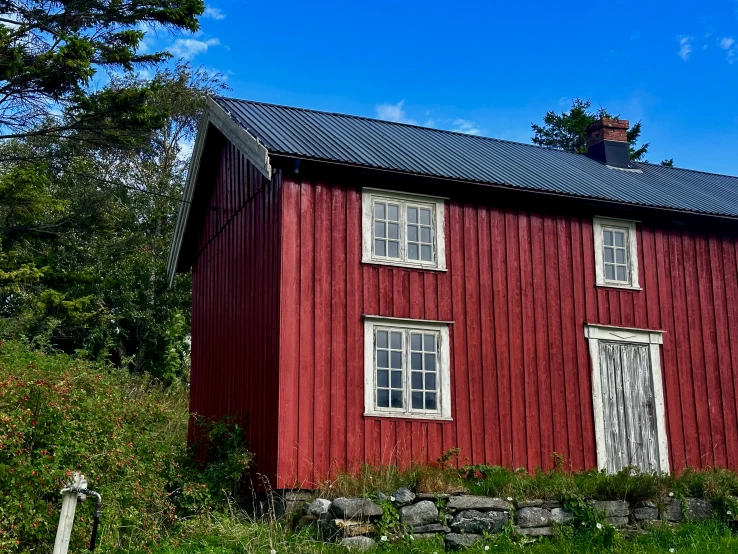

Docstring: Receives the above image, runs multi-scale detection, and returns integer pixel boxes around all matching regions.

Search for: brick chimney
[585,118,630,168]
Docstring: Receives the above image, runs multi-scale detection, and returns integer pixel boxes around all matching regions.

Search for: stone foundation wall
[293,488,732,551]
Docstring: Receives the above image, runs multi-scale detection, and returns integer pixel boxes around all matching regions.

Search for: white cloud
[203,6,226,20]
[720,36,734,49]
[375,100,417,124]
[450,118,481,136]
[677,35,693,61]
[169,37,220,59]
[719,36,736,63]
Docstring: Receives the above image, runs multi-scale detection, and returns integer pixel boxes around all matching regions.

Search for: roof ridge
[635,161,738,180]
[213,95,582,156]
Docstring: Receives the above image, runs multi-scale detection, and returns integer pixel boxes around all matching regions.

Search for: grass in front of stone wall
[140,515,738,554]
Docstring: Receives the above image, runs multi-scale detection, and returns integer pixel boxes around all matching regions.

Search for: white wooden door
[598,341,661,473]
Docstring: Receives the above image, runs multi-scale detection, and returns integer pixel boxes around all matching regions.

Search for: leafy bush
[0,340,250,553]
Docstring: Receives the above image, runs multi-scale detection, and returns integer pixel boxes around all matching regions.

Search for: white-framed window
[363,316,451,420]
[584,324,669,474]
[361,188,446,270]
[593,217,640,290]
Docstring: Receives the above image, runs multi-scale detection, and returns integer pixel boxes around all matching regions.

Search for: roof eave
[166,97,273,286]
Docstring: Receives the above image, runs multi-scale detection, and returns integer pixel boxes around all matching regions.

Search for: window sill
[361,258,448,272]
[596,283,642,291]
[364,411,453,422]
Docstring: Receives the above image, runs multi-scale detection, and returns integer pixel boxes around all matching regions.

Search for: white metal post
[52,473,86,554]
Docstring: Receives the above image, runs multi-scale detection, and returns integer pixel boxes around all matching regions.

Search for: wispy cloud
[677,35,693,61]
[451,118,482,136]
[375,100,417,124]
[720,36,736,63]
[203,6,226,20]
[169,37,220,59]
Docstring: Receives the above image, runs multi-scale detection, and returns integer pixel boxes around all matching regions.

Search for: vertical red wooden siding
[276,176,738,488]
[190,138,281,486]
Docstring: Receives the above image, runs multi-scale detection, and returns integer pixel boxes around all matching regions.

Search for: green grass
[141,516,738,554]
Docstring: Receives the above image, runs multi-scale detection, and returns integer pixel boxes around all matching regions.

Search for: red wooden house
[168,97,738,489]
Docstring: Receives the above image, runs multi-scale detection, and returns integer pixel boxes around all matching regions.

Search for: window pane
[375,240,386,256]
[420,208,431,225]
[407,207,418,223]
[425,373,436,390]
[605,264,615,280]
[375,203,385,220]
[377,370,389,388]
[391,371,402,388]
[388,223,399,240]
[391,351,402,369]
[604,248,614,263]
[377,331,388,348]
[391,332,402,349]
[412,391,423,409]
[388,241,399,258]
[424,334,435,351]
[411,353,422,370]
[425,392,437,410]
[408,244,419,260]
[615,249,625,264]
[604,230,613,246]
[411,334,422,351]
[420,227,431,243]
[617,266,627,281]
[424,353,436,371]
[614,231,625,247]
[411,371,423,389]
[421,245,432,261]
[388,204,399,221]
[375,221,386,238]
[407,225,418,242]
[377,350,388,368]
[391,390,403,408]
[377,389,389,407]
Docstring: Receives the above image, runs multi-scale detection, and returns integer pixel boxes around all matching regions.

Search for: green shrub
[0,340,249,553]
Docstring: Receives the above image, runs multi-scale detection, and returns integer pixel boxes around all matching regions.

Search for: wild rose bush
[0,340,249,553]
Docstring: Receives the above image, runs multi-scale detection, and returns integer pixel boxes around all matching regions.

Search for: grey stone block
[399,500,438,527]
[450,509,508,534]
[662,499,682,522]
[516,499,544,508]
[516,507,553,528]
[330,498,383,520]
[447,495,513,512]
[341,536,376,551]
[605,516,629,527]
[412,523,451,534]
[393,487,416,507]
[550,508,573,524]
[590,500,629,518]
[515,525,555,536]
[308,498,332,517]
[685,498,713,521]
[445,533,482,550]
[633,502,659,522]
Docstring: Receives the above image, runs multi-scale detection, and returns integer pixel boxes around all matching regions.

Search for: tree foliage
[531,98,653,163]
[0,62,226,382]
[0,0,204,148]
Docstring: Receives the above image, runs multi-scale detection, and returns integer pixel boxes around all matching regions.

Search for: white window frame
[584,323,669,473]
[363,316,452,420]
[593,216,640,290]
[361,188,447,271]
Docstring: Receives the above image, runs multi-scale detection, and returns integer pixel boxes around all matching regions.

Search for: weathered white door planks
[599,342,660,473]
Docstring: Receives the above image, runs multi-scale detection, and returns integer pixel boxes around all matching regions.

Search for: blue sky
[148,1,738,175]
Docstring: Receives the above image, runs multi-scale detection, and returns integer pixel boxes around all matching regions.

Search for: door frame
[584,323,670,473]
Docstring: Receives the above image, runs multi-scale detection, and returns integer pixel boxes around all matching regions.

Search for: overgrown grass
[141,515,738,554]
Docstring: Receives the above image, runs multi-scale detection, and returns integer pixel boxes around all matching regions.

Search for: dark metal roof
[213,96,738,218]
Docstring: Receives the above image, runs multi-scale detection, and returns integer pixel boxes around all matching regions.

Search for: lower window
[363,316,451,420]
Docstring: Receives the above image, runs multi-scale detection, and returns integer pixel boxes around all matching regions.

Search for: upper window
[593,217,640,290]
[362,189,446,270]
[363,316,451,420]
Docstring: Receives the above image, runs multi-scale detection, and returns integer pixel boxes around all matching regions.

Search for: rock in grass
[400,500,438,526]
[445,533,482,550]
[633,502,659,522]
[605,516,629,527]
[450,509,507,534]
[515,507,553,528]
[590,500,629,518]
[447,495,513,512]
[341,536,376,551]
[550,508,573,524]
[515,525,555,536]
[308,498,332,517]
[685,498,713,521]
[392,487,416,507]
[330,498,383,520]
[412,523,451,533]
